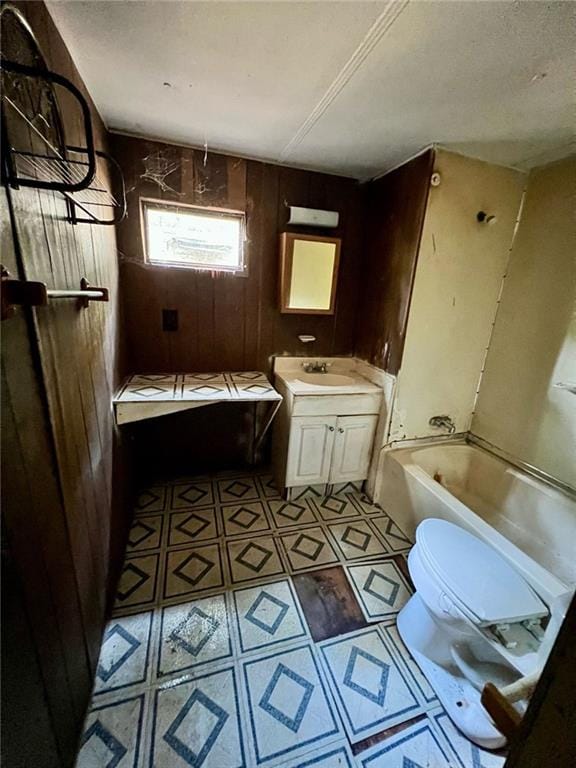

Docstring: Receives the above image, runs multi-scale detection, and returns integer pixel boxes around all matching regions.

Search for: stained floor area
[75,469,505,767]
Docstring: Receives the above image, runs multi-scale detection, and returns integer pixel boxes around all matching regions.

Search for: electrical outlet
[162,309,178,332]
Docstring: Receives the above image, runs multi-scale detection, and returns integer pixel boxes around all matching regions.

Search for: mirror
[279,233,341,314]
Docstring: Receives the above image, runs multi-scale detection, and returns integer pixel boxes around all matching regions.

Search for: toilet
[397,519,549,749]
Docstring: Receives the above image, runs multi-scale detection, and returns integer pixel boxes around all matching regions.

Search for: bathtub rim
[467,433,575,501]
[385,433,575,501]
[381,438,574,607]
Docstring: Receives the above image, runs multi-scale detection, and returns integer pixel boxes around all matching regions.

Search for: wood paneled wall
[111,133,363,374]
[354,149,434,374]
[1,3,129,765]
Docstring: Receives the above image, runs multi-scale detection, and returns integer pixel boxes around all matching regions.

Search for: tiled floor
[75,468,505,768]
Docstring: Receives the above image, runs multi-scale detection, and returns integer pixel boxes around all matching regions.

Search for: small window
[141,198,246,274]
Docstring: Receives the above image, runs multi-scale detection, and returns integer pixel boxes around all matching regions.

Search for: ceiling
[47,1,575,180]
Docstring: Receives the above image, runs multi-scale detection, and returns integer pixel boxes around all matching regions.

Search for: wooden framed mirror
[279,232,341,315]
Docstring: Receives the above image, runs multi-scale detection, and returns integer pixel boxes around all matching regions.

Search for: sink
[275,365,383,397]
[295,373,358,387]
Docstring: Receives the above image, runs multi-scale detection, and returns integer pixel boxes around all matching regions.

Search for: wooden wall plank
[354,149,434,373]
[256,162,281,372]
[1,537,62,768]
[1,185,91,764]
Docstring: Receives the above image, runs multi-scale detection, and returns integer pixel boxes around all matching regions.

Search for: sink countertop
[275,369,382,396]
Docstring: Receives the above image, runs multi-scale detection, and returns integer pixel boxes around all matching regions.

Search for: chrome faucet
[429,415,456,434]
[302,360,329,373]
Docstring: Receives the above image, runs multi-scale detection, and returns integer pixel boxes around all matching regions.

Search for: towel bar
[1,267,108,319]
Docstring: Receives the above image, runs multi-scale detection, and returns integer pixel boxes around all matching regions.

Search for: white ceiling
[47,0,575,180]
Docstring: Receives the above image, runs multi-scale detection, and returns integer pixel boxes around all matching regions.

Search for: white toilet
[397,518,548,749]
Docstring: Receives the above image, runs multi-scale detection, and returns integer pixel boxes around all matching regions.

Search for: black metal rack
[1,59,126,225]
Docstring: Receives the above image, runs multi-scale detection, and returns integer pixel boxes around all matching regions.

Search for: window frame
[140,197,247,275]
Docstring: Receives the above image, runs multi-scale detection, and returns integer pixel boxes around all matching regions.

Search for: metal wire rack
[1,59,126,225]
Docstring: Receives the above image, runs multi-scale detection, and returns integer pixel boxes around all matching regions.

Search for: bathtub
[377,441,576,610]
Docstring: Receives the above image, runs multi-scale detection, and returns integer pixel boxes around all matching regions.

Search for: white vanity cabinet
[272,366,382,493]
[286,414,378,486]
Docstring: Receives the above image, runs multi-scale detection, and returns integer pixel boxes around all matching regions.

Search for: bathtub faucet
[429,415,456,434]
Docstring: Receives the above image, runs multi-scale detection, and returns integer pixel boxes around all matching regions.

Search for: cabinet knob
[338,428,344,433]
[328,426,334,431]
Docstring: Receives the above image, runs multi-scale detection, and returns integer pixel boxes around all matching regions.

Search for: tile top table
[113,371,282,460]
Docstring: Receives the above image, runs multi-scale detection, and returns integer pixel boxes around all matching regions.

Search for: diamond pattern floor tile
[157,593,233,679]
[242,643,341,765]
[134,485,167,515]
[164,544,224,599]
[75,694,146,768]
[310,494,362,522]
[115,554,159,610]
[318,627,422,741]
[378,623,439,709]
[349,493,384,516]
[217,476,260,504]
[357,717,455,768]
[226,536,285,584]
[370,515,413,552]
[171,481,215,509]
[267,499,318,528]
[233,579,307,654]
[150,666,245,768]
[276,741,356,768]
[280,527,339,572]
[94,612,153,695]
[346,560,412,621]
[126,515,163,552]
[330,481,363,495]
[288,485,327,502]
[328,520,389,561]
[221,501,271,537]
[256,474,282,499]
[168,508,219,546]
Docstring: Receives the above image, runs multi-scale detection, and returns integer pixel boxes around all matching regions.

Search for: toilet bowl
[397,519,548,749]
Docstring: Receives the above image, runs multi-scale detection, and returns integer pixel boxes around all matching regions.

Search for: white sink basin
[295,373,358,387]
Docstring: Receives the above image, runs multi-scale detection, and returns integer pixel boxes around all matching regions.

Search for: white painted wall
[389,149,525,441]
[472,156,576,490]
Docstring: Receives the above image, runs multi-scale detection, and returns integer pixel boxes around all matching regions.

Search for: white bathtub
[377,441,576,609]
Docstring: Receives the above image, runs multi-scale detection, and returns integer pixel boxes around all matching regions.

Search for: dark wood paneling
[112,135,362,473]
[111,133,363,374]
[1,2,130,765]
[1,537,61,768]
[354,150,434,374]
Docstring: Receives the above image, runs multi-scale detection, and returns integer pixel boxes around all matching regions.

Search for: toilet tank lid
[416,519,548,624]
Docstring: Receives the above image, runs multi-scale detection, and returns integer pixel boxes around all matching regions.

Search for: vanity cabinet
[272,361,383,494]
[283,413,378,487]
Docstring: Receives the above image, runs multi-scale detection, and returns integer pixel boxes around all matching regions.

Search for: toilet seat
[416,519,547,626]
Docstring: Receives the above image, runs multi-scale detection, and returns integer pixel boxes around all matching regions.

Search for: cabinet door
[329,415,378,483]
[286,416,337,486]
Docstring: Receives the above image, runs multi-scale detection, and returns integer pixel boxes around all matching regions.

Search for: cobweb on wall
[139,149,183,195]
